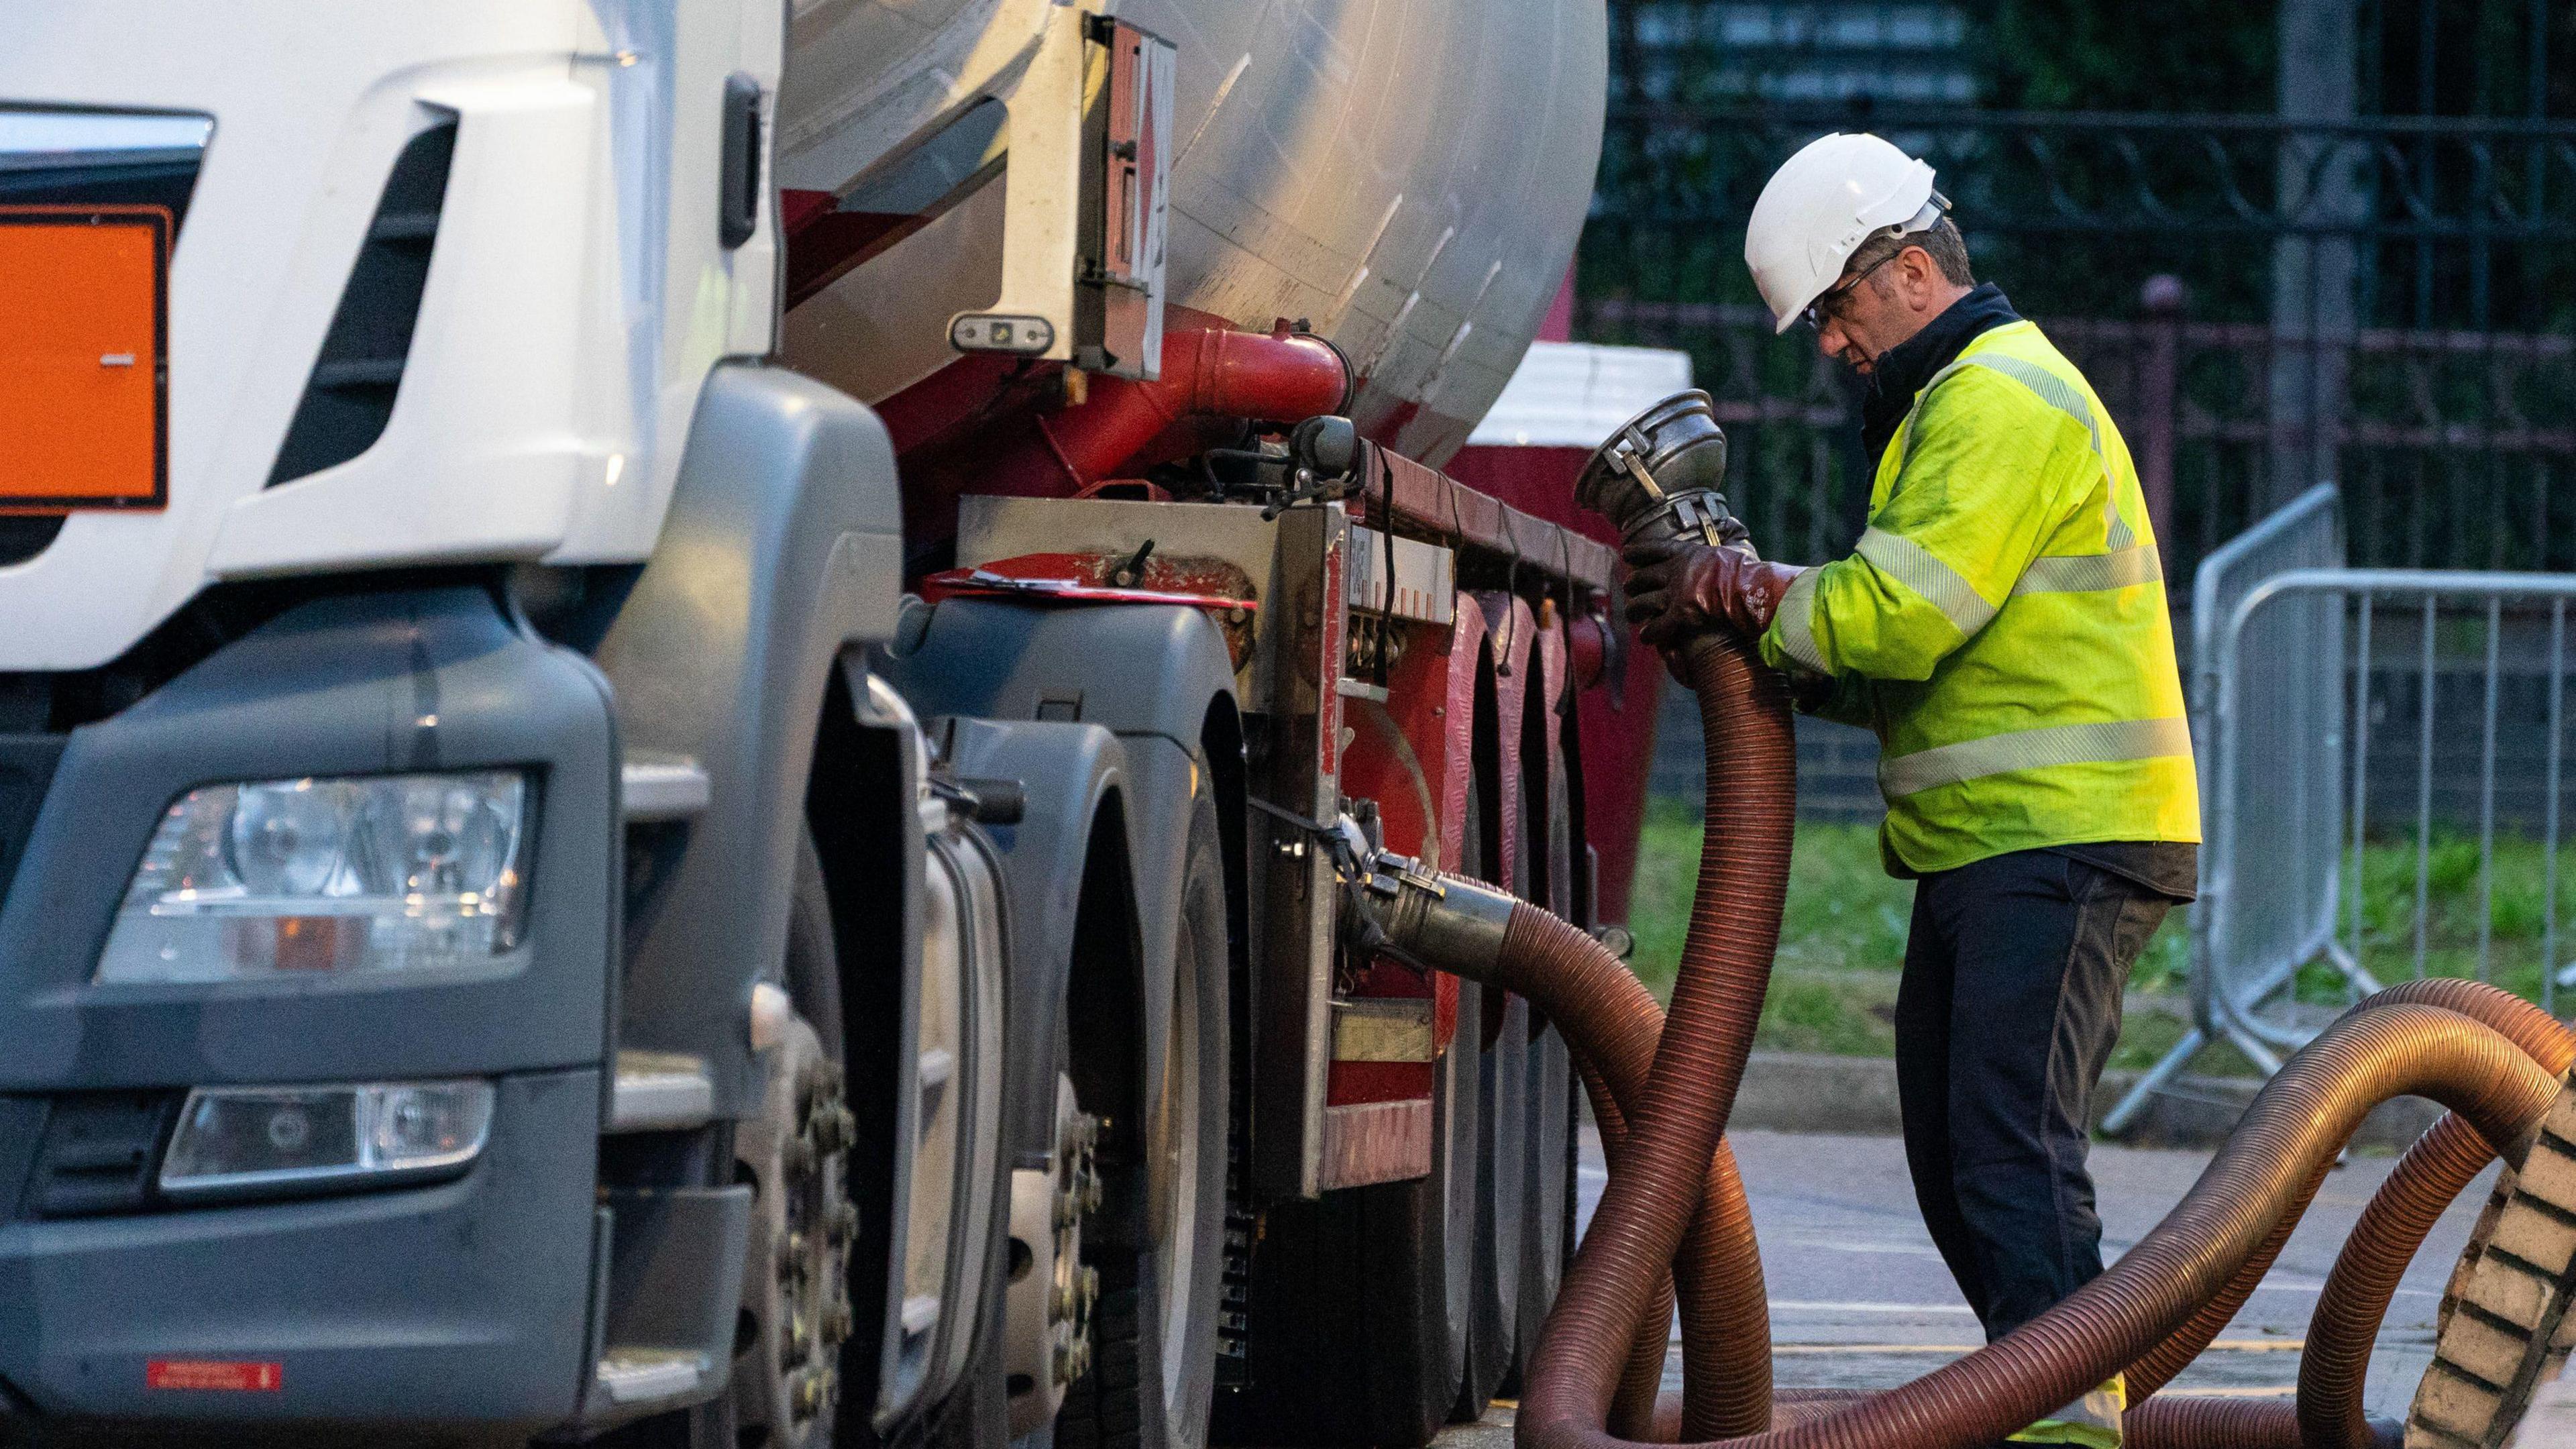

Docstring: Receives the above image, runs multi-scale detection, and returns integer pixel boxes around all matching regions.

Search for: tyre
[1510,737,1580,1389]
[1428,973,1488,1428]
[1511,1025,1574,1389]
[1057,788,1230,1449]
[1462,989,1529,1417]
[732,832,857,1448]
[1424,771,1489,1431]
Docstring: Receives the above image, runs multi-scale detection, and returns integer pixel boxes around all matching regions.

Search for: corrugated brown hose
[1512,629,1796,1445]
[2114,978,2576,1449]
[1353,394,2576,1449]
[1384,872,2565,1449]
[2294,979,2576,1449]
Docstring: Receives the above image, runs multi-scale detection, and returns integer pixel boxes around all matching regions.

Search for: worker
[1622,133,2200,1449]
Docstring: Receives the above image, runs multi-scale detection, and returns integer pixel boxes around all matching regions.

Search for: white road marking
[1769,1234,1948,1258]
[1772,1338,2303,1355]
[1767,1300,1979,1316]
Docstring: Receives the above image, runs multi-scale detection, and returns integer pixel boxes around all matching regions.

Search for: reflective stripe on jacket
[1757,319,2200,875]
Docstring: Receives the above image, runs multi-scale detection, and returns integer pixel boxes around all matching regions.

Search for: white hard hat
[1744,133,1947,334]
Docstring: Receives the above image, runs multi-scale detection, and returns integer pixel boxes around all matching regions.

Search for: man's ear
[1900,246,1946,312]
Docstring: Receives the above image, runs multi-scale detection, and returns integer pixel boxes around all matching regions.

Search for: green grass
[1629,807,2573,1069]
[2333,830,2576,1004]
[1627,807,2196,1064]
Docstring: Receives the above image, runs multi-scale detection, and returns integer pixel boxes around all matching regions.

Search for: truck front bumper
[0,586,621,1431]
[0,1069,602,1430]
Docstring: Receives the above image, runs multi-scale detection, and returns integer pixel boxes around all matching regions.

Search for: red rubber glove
[1621,537,1807,649]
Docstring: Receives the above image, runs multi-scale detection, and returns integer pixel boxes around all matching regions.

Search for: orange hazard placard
[0,206,169,512]
[147,1358,283,1392]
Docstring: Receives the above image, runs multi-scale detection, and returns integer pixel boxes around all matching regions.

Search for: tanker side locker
[1252,504,1350,1201]
[1319,520,1460,1190]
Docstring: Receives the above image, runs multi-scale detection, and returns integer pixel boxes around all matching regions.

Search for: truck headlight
[97,771,531,983]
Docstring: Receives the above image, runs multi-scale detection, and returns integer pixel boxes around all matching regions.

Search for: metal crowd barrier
[2093,494,2576,1140]
[2108,495,2576,1128]
[2104,485,2349,1132]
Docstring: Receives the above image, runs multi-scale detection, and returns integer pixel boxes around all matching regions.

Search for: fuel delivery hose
[1346,392,2576,1449]
[1555,394,1802,1441]
[1497,888,1787,1439]
[1367,845,2571,1449]
[1564,975,1761,1438]
[2296,979,2576,1449]
[1366,871,2569,1449]
[2116,978,2575,1448]
[1561,984,1700,1435]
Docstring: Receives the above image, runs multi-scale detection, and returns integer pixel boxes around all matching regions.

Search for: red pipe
[890,317,1351,557]
[994,321,1350,497]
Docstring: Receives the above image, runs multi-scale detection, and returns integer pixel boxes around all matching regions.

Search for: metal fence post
[2138,276,2186,549]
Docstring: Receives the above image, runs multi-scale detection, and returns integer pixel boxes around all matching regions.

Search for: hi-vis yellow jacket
[1757,320,2200,875]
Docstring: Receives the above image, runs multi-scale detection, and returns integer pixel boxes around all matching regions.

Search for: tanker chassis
[0,1,1631,1446]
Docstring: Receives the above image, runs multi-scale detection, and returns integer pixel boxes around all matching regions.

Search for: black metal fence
[1576,102,2576,586]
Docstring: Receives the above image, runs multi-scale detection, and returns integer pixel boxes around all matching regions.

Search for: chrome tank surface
[778,0,1606,467]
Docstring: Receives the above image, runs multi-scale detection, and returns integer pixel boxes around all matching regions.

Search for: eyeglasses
[1801,246,1903,331]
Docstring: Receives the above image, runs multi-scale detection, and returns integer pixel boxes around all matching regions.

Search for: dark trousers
[1894,848,2176,1342]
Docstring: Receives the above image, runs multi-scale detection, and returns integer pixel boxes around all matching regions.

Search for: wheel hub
[739,1020,854,1447]
[1005,1073,1103,1436]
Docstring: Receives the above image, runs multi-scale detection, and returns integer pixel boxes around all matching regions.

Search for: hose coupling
[1348,849,1518,985]
[1573,388,1752,554]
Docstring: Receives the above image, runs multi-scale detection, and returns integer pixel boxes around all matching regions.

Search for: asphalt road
[1436,1125,2498,1446]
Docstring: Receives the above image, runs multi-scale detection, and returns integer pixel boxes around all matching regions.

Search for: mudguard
[928,716,1134,1157]
[592,363,905,1116]
[879,600,1239,1152]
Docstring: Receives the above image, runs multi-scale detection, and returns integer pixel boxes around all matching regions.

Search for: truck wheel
[1511,1025,1574,1389]
[1059,790,1230,1449]
[1462,737,1550,1417]
[1462,989,1529,1417]
[1509,743,1578,1390]
[733,833,855,1448]
[1428,773,1491,1428]
[1426,973,1487,1430]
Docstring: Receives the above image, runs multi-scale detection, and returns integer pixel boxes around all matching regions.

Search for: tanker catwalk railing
[2110,558,2576,1134]
[2104,484,2351,1132]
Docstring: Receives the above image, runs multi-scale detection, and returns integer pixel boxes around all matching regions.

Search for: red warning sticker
[146,1359,282,1391]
